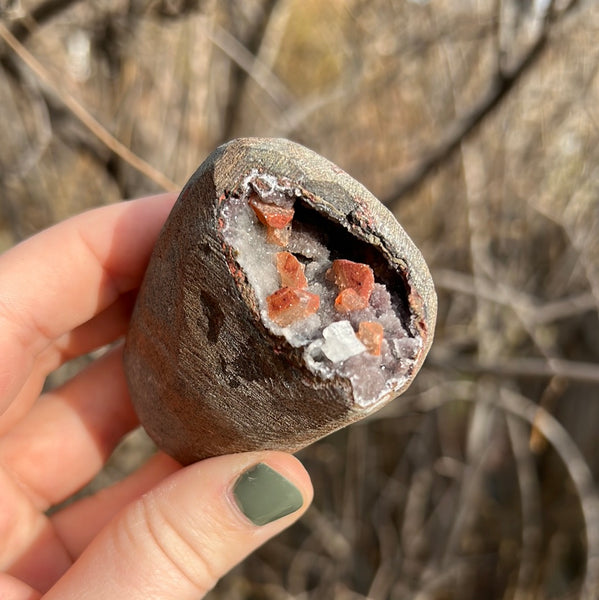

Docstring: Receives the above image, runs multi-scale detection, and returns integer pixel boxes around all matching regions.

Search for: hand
[0,194,313,600]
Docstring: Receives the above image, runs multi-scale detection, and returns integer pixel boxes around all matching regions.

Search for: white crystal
[321,321,366,363]
[391,336,421,359]
[303,339,332,377]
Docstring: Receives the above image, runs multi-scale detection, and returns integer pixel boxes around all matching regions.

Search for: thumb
[44,452,313,600]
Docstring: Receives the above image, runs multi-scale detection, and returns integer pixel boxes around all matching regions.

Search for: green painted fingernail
[233,463,303,526]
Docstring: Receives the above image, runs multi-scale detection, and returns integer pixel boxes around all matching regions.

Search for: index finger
[0,192,178,414]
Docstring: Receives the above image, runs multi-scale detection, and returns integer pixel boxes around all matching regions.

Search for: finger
[0,464,71,592]
[0,363,47,438]
[0,454,177,592]
[0,573,41,600]
[46,290,137,369]
[0,293,136,437]
[51,453,180,558]
[0,192,177,415]
[43,452,313,600]
[0,346,138,510]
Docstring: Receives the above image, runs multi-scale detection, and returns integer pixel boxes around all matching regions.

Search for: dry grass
[2,0,599,598]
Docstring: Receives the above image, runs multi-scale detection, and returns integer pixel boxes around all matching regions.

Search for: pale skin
[0,193,313,600]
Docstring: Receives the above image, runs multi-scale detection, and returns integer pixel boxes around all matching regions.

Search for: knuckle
[134,493,221,595]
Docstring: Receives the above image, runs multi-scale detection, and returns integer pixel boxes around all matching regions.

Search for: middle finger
[0,293,136,437]
[0,346,138,511]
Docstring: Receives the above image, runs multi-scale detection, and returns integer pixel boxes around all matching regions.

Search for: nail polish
[233,463,303,526]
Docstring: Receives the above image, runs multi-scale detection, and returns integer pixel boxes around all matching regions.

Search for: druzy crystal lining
[219,171,422,407]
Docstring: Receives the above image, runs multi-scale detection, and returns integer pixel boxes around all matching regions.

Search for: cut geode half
[124,138,437,464]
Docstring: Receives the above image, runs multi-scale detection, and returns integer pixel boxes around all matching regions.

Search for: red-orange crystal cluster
[266,287,320,328]
[327,259,375,313]
[251,194,384,356]
[276,252,307,289]
[267,251,319,327]
[249,194,293,247]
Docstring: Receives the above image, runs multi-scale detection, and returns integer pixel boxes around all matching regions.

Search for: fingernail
[233,463,303,526]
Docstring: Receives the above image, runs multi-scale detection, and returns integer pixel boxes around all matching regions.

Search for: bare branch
[0,21,179,192]
[202,20,294,113]
[506,415,543,598]
[413,381,599,599]
[382,17,549,207]
[498,388,599,599]
[7,0,84,42]
[430,350,599,385]
[220,0,283,140]
[435,268,598,324]
[0,0,84,86]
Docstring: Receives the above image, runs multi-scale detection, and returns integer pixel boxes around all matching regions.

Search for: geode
[124,138,437,465]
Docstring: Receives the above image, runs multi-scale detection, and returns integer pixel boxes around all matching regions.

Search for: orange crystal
[357,321,384,355]
[276,252,307,289]
[327,259,375,311]
[249,195,294,229]
[334,288,369,312]
[266,287,320,327]
[266,225,291,246]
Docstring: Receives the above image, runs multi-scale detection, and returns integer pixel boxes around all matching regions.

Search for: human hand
[0,194,313,600]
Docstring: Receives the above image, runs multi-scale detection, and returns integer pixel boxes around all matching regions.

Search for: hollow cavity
[219,171,421,407]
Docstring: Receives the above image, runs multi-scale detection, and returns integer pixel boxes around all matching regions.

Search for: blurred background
[1,0,599,598]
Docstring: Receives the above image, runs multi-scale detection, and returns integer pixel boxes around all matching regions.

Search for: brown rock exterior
[124,138,437,465]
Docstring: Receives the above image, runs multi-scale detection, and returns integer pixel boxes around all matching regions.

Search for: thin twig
[382,18,549,207]
[382,0,585,208]
[430,351,599,385]
[0,21,179,192]
[414,382,599,599]
[506,415,543,599]
[498,388,599,600]
[7,0,84,42]
[2,72,53,178]
[1,0,83,79]
[220,0,283,140]
[202,20,294,111]
[434,268,597,324]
